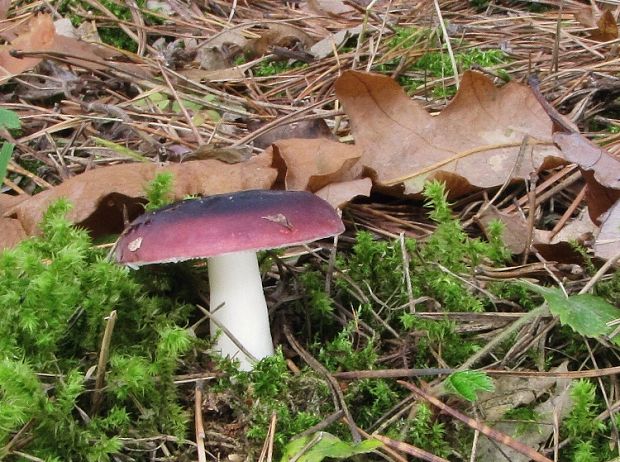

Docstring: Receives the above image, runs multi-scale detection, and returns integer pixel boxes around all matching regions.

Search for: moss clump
[0,200,195,460]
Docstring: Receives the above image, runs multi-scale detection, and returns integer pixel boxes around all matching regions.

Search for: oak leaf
[2,155,277,244]
[268,138,362,191]
[335,70,564,196]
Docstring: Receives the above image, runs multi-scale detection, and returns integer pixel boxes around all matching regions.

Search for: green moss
[212,351,331,458]
[58,0,163,52]
[563,379,614,461]
[376,35,509,96]
[0,200,195,459]
[253,60,307,77]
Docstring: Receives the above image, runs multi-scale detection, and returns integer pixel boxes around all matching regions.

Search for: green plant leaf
[280,432,382,462]
[522,282,620,344]
[0,108,20,130]
[444,370,494,402]
[0,142,14,184]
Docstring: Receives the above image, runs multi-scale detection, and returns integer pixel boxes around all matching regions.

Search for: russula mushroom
[114,189,344,370]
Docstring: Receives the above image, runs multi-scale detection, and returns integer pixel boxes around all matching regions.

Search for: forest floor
[1,1,620,461]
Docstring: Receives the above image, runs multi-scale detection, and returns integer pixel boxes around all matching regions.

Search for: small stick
[398,381,553,462]
[579,249,620,294]
[548,185,587,239]
[258,412,277,462]
[399,233,416,314]
[157,61,204,145]
[522,171,538,265]
[267,412,276,462]
[91,310,117,415]
[433,0,460,89]
[195,380,207,462]
[372,433,449,462]
[196,304,259,365]
[297,410,345,438]
[551,0,564,74]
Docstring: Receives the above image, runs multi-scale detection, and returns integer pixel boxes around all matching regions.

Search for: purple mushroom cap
[114,189,345,266]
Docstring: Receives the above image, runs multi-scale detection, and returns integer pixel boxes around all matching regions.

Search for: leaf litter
[1,1,620,461]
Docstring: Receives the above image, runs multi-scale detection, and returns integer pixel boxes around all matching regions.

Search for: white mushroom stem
[208,250,274,370]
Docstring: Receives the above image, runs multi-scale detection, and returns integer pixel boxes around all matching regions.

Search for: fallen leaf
[479,204,600,261]
[536,208,597,248]
[268,138,362,191]
[478,205,530,254]
[477,363,572,462]
[0,193,27,213]
[315,178,372,209]
[2,155,277,245]
[310,25,363,59]
[0,0,9,20]
[335,70,565,196]
[575,6,618,42]
[0,14,118,77]
[553,133,620,222]
[0,14,56,76]
[251,119,336,149]
[250,24,315,56]
[0,218,26,250]
[594,198,620,261]
[304,0,355,15]
[477,362,570,423]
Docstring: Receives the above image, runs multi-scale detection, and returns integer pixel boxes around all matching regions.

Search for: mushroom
[114,189,344,370]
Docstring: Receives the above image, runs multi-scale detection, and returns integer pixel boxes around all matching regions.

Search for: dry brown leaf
[0,218,26,250]
[0,0,10,20]
[553,133,620,222]
[251,119,336,149]
[250,24,315,56]
[478,204,600,260]
[594,199,620,261]
[0,14,56,76]
[303,0,355,16]
[268,138,362,191]
[478,205,529,254]
[310,25,363,59]
[0,193,28,213]
[477,363,571,462]
[575,6,619,41]
[335,70,564,196]
[315,178,372,209]
[0,14,117,77]
[2,155,277,245]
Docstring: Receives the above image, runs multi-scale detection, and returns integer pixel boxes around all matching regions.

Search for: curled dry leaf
[477,363,572,462]
[303,0,355,15]
[2,155,277,246]
[575,6,618,42]
[315,177,372,209]
[250,118,336,149]
[594,199,620,261]
[478,204,599,261]
[0,193,27,250]
[268,138,362,191]
[335,70,564,196]
[249,24,315,56]
[0,14,117,77]
[310,25,363,60]
[477,205,529,254]
[553,133,620,222]
[0,0,10,20]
